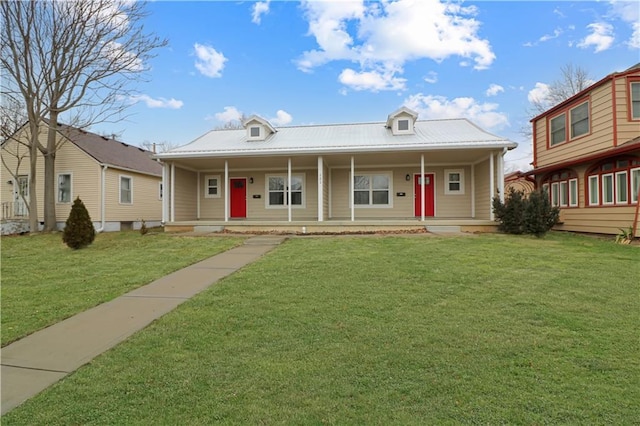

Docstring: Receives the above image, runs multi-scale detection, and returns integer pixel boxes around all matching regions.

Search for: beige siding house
[1,122,162,233]
[528,64,640,235]
[156,108,517,233]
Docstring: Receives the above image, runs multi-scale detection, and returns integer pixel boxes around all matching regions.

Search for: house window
[444,169,464,194]
[631,81,640,120]
[398,119,409,131]
[550,114,566,146]
[266,174,304,207]
[587,157,640,206]
[250,126,260,138]
[570,101,589,139]
[354,173,391,206]
[57,173,72,203]
[204,175,221,198]
[541,170,578,208]
[158,182,163,200]
[120,175,132,204]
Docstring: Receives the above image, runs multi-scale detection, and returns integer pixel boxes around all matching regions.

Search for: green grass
[3,232,639,424]
[1,231,244,346]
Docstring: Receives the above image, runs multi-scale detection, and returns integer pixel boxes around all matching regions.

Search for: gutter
[96,165,108,233]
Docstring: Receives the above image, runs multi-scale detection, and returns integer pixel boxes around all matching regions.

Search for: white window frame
[265,173,306,209]
[569,101,589,139]
[569,178,578,207]
[204,175,221,199]
[615,171,628,204]
[444,169,465,195]
[250,126,261,138]
[631,167,640,203]
[57,172,72,204]
[588,175,599,206]
[602,173,614,205]
[394,118,413,134]
[550,182,559,207]
[559,180,568,207]
[119,175,133,205]
[353,172,393,208]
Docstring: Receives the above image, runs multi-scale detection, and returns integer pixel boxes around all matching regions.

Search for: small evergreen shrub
[493,188,559,237]
[62,197,96,249]
[140,219,148,235]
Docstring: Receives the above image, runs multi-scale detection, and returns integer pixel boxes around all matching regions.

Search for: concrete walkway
[1,235,286,415]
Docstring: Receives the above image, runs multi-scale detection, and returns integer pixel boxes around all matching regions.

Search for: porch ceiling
[166,148,495,172]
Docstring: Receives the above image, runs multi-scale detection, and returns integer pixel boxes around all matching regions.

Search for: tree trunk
[42,114,58,232]
[28,135,39,233]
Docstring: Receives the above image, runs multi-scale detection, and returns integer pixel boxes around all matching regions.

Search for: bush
[493,188,559,237]
[62,197,96,249]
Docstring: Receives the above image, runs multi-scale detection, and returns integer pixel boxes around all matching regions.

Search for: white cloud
[539,28,563,42]
[404,93,509,131]
[130,94,183,109]
[194,43,227,78]
[252,1,270,25]
[270,110,293,126]
[577,22,614,53]
[338,68,406,92]
[609,0,640,48]
[630,22,640,49]
[296,0,494,92]
[527,82,550,104]
[486,84,504,97]
[214,106,243,123]
[424,71,438,84]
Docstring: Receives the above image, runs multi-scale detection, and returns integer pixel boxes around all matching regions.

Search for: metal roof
[157,118,517,159]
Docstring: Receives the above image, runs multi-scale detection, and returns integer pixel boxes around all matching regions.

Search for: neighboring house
[527,64,640,235]
[1,122,162,233]
[155,107,517,233]
[504,171,535,197]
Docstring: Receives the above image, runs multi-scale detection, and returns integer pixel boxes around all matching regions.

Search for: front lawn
[1,232,244,346]
[3,232,639,424]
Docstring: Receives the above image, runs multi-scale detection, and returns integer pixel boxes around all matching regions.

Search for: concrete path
[1,235,286,415]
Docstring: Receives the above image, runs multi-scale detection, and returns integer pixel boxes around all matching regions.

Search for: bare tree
[140,140,180,153]
[529,64,593,114]
[215,113,249,130]
[1,0,167,231]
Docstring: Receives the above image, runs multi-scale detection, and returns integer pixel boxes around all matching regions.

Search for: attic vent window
[398,119,409,131]
[250,126,260,138]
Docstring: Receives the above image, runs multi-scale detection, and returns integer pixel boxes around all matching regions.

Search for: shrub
[62,197,96,249]
[140,219,148,235]
[493,188,559,237]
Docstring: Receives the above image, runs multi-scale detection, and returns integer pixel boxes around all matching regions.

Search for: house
[1,122,163,233]
[154,107,517,233]
[527,64,640,235]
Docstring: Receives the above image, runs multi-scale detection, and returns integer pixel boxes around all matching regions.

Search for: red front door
[415,174,435,217]
[230,178,247,218]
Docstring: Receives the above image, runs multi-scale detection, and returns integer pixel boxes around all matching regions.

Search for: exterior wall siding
[616,76,639,143]
[474,159,490,220]
[104,169,162,222]
[174,167,197,221]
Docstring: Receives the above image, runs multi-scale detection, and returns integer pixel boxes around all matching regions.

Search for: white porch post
[489,153,495,221]
[162,162,169,224]
[420,154,425,221]
[196,171,201,220]
[499,148,506,203]
[350,156,355,222]
[170,163,175,222]
[288,157,292,222]
[224,160,229,222]
[317,156,324,222]
[471,164,476,218]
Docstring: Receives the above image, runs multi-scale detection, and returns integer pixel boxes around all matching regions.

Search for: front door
[14,175,29,217]
[414,173,435,217]
[230,178,247,218]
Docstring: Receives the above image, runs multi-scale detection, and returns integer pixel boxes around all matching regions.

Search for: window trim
[569,101,590,139]
[352,171,393,208]
[204,174,221,199]
[588,175,599,206]
[119,175,133,205]
[57,172,72,204]
[549,113,566,146]
[602,173,614,205]
[569,178,578,208]
[264,173,306,209]
[541,169,578,208]
[615,171,628,204]
[393,118,414,135]
[628,78,640,121]
[444,169,465,195]
[631,167,640,203]
[587,157,640,207]
[547,98,590,148]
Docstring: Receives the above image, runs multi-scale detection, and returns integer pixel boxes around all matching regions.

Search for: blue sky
[92,0,640,172]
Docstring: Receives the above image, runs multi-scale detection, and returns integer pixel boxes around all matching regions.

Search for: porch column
[170,163,175,222]
[224,160,229,222]
[162,162,169,224]
[421,154,425,221]
[287,157,292,222]
[489,153,495,221]
[196,171,201,220]
[317,156,324,222]
[471,164,475,218]
[498,148,506,203]
[350,156,355,222]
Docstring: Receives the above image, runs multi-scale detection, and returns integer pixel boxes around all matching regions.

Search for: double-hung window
[120,175,132,204]
[444,169,464,194]
[631,81,640,120]
[549,114,566,146]
[548,100,590,146]
[542,170,578,208]
[570,102,589,139]
[57,173,72,203]
[353,173,391,206]
[587,158,640,206]
[204,175,221,198]
[267,174,304,207]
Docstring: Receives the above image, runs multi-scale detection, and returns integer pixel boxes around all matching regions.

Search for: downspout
[96,165,108,233]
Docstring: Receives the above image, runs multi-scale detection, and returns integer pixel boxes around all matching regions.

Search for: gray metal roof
[157,118,517,159]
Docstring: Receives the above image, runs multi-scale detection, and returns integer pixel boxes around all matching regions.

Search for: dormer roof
[385,106,418,128]
[243,115,276,141]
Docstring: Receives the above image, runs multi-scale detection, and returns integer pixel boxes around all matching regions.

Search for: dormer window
[243,115,276,141]
[386,106,418,136]
[398,119,409,131]
[250,126,260,138]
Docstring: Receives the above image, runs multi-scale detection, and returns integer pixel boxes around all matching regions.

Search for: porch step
[193,225,225,233]
[426,225,462,234]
